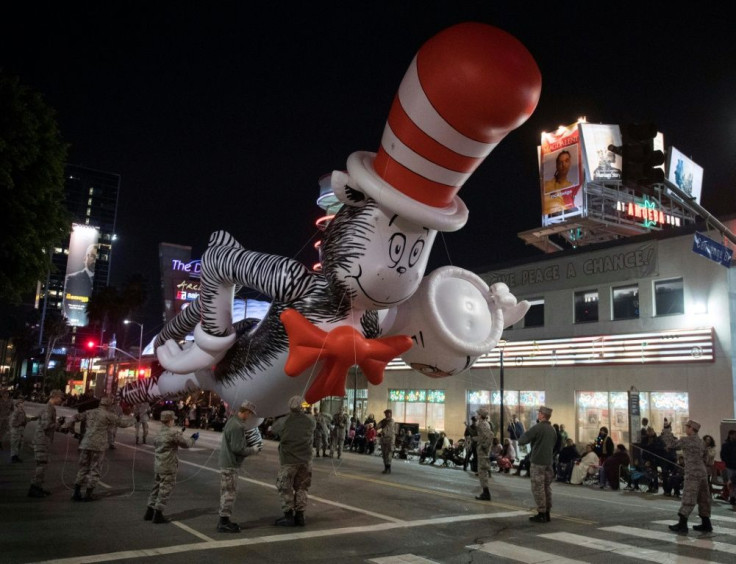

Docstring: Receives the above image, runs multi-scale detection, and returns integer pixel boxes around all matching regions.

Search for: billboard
[62,224,100,327]
[579,123,622,183]
[667,146,703,204]
[540,122,583,220]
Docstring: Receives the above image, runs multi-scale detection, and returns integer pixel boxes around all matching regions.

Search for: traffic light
[608,122,664,187]
[85,339,98,352]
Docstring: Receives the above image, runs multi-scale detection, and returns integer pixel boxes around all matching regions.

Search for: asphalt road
[1,404,735,564]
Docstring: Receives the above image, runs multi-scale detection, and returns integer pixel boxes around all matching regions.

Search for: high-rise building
[39,164,120,328]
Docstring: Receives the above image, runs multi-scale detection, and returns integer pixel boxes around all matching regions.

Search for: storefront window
[388,389,444,432]
[467,390,545,439]
[576,390,688,446]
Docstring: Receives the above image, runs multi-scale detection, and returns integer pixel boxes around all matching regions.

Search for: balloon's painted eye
[388,233,406,265]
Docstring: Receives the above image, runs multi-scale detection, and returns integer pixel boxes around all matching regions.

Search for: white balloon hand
[488,283,529,328]
[156,323,236,373]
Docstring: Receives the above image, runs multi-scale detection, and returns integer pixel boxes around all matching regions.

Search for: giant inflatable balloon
[120,23,542,427]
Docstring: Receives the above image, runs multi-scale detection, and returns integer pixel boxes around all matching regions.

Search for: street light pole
[124,319,143,378]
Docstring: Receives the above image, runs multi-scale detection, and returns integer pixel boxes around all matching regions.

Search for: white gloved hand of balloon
[488,282,530,328]
[156,323,236,373]
[384,266,524,377]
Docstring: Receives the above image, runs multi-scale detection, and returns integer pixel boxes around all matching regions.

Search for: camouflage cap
[49,389,64,398]
[288,395,304,411]
[160,410,175,423]
[538,406,553,417]
[239,400,257,416]
[99,396,113,407]
[476,407,489,418]
[686,419,701,432]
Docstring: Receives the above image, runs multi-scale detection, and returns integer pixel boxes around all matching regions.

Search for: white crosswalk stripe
[539,531,712,564]
[651,520,736,536]
[466,517,736,563]
[466,541,587,563]
[602,525,736,556]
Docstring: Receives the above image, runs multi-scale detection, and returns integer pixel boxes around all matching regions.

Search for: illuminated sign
[171,259,202,277]
[616,200,681,228]
[387,328,714,370]
[175,279,201,301]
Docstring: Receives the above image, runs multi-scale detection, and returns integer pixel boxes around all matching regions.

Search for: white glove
[156,323,236,373]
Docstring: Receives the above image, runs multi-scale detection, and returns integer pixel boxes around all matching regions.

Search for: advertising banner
[667,146,703,204]
[62,224,100,327]
[579,123,622,182]
[540,122,583,219]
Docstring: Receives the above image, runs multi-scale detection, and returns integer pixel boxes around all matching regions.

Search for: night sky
[3,2,736,336]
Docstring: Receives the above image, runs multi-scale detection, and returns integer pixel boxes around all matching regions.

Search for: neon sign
[617,199,681,228]
[171,259,202,277]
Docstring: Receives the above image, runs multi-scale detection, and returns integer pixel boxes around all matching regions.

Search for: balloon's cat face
[321,199,436,311]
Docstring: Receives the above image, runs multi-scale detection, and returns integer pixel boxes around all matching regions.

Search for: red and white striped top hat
[346,22,541,232]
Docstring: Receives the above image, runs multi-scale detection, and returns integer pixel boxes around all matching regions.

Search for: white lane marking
[602,525,736,554]
[652,520,736,536]
[35,511,529,563]
[466,540,587,563]
[709,514,736,523]
[97,482,112,489]
[172,521,214,542]
[541,531,712,564]
[367,555,440,563]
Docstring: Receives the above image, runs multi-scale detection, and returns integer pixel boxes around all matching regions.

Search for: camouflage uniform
[331,411,347,458]
[476,418,493,490]
[10,401,37,459]
[134,402,151,444]
[31,401,59,489]
[377,414,396,471]
[107,401,123,447]
[218,415,261,518]
[68,404,134,490]
[0,393,12,446]
[313,412,330,456]
[519,419,557,515]
[272,409,315,515]
[148,424,195,511]
[661,427,711,519]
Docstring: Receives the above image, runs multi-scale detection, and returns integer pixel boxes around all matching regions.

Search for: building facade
[41,164,120,322]
[375,222,735,446]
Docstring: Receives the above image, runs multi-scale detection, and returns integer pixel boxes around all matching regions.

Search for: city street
[1,403,735,563]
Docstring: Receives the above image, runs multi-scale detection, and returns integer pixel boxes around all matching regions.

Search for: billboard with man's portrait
[62,224,100,327]
[539,122,583,220]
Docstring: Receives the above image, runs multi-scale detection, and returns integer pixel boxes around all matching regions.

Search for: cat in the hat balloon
[119,22,541,424]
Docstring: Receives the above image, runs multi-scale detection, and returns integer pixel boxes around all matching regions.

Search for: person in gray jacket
[217,400,261,533]
[518,406,557,523]
[66,396,135,501]
[661,418,712,534]
[145,410,198,524]
[272,395,316,526]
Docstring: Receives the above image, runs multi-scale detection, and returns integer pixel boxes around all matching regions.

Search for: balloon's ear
[332,170,367,207]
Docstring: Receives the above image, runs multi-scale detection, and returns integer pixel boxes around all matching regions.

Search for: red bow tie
[280,309,412,404]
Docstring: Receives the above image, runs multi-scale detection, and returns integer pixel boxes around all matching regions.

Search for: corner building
[378,221,735,446]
